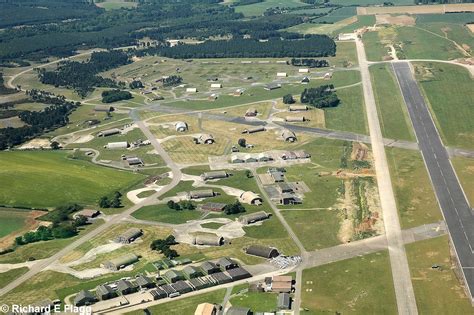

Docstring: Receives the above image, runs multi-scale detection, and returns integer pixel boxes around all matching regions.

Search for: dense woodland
[150,37,336,59]
[38,51,130,97]
[0,90,79,150]
[0,73,17,95]
[300,84,340,108]
[101,89,133,103]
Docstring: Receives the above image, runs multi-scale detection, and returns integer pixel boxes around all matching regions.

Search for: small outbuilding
[239,191,263,205]
[264,83,281,91]
[195,303,218,315]
[227,267,252,281]
[278,293,292,310]
[114,228,143,244]
[105,141,128,149]
[74,290,96,306]
[281,130,297,142]
[277,72,287,77]
[299,68,309,73]
[289,105,308,111]
[126,157,143,166]
[201,171,228,180]
[238,211,270,225]
[163,269,185,283]
[98,128,121,137]
[102,253,139,271]
[95,284,117,300]
[94,105,114,113]
[246,245,280,259]
[116,279,138,295]
[73,209,100,219]
[225,307,251,315]
[211,83,222,88]
[242,126,265,134]
[186,87,198,93]
[194,234,225,246]
[245,108,258,117]
[175,121,188,132]
[285,116,306,122]
[218,257,239,271]
[198,134,215,144]
[201,202,227,212]
[188,189,215,199]
[183,265,203,279]
[135,275,155,289]
[200,261,220,275]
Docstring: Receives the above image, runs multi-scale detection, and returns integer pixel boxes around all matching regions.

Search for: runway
[392,61,474,301]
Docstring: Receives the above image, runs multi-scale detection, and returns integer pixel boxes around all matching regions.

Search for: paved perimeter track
[392,61,474,301]
[356,38,418,315]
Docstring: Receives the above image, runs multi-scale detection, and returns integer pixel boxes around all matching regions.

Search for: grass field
[0,209,32,238]
[370,64,415,141]
[312,6,357,24]
[386,148,442,229]
[0,151,145,208]
[362,31,389,62]
[406,236,473,313]
[325,84,368,135]
[126,289,227,315]
[0,220,103,264]
[234,0,309,16]
[414,62,474,150]
[330,0,412,4]
[452,157,474,207]
[283,209,341,251]
[132,204,204,224]
[0,267,28,290]
[301,250,397,314]
[229,289,279,312]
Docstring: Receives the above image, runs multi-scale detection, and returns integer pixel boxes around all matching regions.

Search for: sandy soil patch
[18,138,51,149]
[127,186,163,204]
[73,134,94,144]
[0,210,46,249]
[468,24,474,33]
[376,14,415,26]
[65,242,124,267]
[173,218,246,246]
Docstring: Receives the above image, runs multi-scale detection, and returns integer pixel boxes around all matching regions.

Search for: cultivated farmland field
[357,3,474,15]
[234,0,309,16]
[0,151,145,208]
[0,209,31,239]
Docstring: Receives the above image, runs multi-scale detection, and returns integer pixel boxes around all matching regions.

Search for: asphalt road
[392,61,474,301]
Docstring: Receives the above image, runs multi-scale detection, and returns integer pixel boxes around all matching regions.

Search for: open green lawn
[0,208,32,238]
[295,138,352,170]
[0,151,145,208]
[330,0,412,4]
[0,267,28,290]
[132,204,204,224]
[452,157,474,207]
[415,62,474,150]
[234,0,309,16]
[370,64,415,141]
[126,289,227,315]
[301,250,397,314]
[312,6,357,24]
[325,84,368,135]
[387,148,442,229]
[230,289,279,312]
[363,30,388,62]
[406,236,473,314]
[283,209,341,251]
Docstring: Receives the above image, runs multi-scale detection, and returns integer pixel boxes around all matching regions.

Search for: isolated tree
[245,170,253,178]
[238,138,246,148]
[282,94,295,104]
[99,196,111,208]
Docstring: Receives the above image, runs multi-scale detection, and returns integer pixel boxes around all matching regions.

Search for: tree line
[38,50,130,98]
[101,90,132,103]
[0,90,79,150]
[290,58,329,68]
[148,37,336,59]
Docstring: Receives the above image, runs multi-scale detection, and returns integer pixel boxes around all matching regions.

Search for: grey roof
[200,261,220,273]
[150,287,167,300]
[160,284,177,295]
[189,189,215,198]
[277,293,291,309]
[171,280,193,293]
[218,257,238,268]
[96,284,114,296]
[225,306,251,315]
[210,272,232,284]
[74,290,95,305]
[164,269,183,282]
[202,171,228,179]
[227,267,252,280]
[135,275,154,287]
[246,245,280,258]
[239,211,270,224]
[116,279,135,292]
[105,253,138,268]
[183,265,201,276]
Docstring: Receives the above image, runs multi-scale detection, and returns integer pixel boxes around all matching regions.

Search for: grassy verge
[0,267,28,290]
[451,156,474,207]
[370,64,415,141]
[386,148,442,228]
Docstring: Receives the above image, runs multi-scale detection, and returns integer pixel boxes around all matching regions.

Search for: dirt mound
[351,142,369,161]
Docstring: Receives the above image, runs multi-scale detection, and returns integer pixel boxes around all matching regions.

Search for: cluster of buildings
[194,134,215,145]
[74,258,252,308]
[265,168,303,206]
[231,153,274,164]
